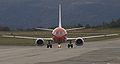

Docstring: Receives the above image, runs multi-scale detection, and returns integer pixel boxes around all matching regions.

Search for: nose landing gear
[58,42,62,48]
[58,44,62,48]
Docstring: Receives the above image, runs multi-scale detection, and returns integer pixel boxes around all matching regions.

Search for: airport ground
[0,38,120,64]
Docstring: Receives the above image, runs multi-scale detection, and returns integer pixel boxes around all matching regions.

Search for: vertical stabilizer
[59,4,62,28]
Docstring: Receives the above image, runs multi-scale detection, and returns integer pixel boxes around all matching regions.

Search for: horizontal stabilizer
[35,28,53,31]
[66,27,85,31]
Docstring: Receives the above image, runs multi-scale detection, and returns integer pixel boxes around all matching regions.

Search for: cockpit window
[56,32,59,35]
[55,31,65,35]
[60,32,65,35]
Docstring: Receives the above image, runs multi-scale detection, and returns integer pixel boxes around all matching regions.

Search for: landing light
[58,45,62,48]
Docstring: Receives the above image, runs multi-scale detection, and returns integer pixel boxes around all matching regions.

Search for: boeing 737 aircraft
[2,4,118,48]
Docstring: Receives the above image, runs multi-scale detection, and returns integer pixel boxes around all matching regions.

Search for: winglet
[59,4,62,28]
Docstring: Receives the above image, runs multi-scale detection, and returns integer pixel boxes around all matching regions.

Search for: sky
[0,0,120,29]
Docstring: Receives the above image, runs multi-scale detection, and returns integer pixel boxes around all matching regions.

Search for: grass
[0,28,120,46]
[0,37,35,46]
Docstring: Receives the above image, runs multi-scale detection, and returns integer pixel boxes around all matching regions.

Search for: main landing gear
[68,40,73,48]
[47,41,52,48]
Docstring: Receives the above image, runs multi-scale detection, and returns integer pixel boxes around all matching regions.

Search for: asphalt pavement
[0,38,120,64]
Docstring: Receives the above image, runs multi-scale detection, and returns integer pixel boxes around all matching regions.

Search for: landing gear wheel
[47,41,52,48]
[47,44,52,48]
[47,44,49,48]
[68,44,70,48]
[68,44,73,48]
[71,44,73,48]
[50,45,52,48]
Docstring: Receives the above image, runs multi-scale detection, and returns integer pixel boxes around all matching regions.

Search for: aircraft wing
[2,35,53,40]
[67,34,119,40]
[2,34,118,41]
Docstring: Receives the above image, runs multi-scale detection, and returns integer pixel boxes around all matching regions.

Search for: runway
[0,38,120,64]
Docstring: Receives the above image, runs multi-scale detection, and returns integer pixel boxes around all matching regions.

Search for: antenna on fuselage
[59,4,62,28]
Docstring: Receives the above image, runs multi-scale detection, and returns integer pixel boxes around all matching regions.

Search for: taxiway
[0,38,120,64]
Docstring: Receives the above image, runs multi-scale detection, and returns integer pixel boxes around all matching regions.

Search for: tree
[76,23,83,28]
[0,26,10,31]
[85,24,91,28]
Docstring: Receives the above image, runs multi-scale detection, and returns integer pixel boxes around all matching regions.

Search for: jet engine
[75,37,84,46]
[35,38,44,46]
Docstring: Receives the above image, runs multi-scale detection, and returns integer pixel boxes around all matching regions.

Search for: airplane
[2,4,119,48]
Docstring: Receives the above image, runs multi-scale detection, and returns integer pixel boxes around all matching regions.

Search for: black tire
[50,45,52,48]
[68,44,70,48]
[47,44,49,48]
[70,44,73,48]
[68,44,73,48]
[47,44,52,48]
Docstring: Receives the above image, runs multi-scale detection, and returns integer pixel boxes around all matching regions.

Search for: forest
[0,18,120,31]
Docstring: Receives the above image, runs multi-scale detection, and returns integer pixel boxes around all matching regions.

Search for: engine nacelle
[35,38,44,46]
[75,37,84,46]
